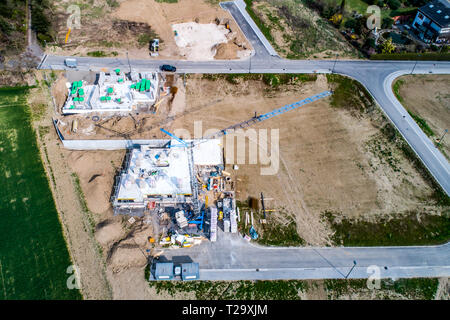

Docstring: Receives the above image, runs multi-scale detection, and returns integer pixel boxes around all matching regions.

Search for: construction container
[181,263,199,281]
[154,262,174,280]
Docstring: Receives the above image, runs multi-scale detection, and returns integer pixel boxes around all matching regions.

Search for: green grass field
[0,87,81,300]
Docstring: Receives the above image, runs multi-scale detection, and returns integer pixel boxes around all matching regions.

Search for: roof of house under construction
[62,70,159,114]
[115,139,223,203]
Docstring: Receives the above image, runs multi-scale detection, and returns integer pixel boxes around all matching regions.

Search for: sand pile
[67,151,122,214]
[95,220,125,246]
[109,245,147,272]
[214,42,238,60]
[172,22,229,60]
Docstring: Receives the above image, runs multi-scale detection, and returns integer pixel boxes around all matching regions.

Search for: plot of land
[49,0,251,60]
[394,74,450,159]
[247,0,360,59]
[0,87,80,299]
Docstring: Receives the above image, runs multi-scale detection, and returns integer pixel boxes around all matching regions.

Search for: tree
[339,0,346,13]
[364,37,376,49]
[380,37,395,54]
[387,0,401,10]
[382,17,394,29]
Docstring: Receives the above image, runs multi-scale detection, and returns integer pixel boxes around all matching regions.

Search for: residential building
[412,0,450,42]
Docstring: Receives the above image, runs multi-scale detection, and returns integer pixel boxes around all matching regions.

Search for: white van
[64,58,77,68]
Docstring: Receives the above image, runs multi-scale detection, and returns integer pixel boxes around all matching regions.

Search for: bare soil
[396,74,450,158]
[48,0,251,60]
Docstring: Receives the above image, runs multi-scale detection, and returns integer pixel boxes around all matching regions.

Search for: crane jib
[256,90,332,122]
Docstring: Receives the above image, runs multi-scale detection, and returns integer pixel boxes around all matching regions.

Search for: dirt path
[32,72,112,299]
[435,277,449,300]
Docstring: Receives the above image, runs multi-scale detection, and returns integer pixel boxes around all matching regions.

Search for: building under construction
[111,138,238,239]
[112,139,223,210]
[62,69,160,114]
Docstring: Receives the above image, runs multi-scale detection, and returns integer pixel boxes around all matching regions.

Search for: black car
[160,64,176,72]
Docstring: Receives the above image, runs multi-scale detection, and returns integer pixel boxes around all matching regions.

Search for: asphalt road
[160,230,450,280]
[37,1,450,280]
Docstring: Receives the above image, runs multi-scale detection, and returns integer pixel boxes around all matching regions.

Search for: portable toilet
[181,263,199,281]
[72,119,78,133]
[154,262,174,280]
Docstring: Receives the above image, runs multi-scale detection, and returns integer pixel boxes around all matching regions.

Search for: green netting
[100,96,106,101]
[78,81,82,87]
[73,97,79,102]
[106,96,112,101]
[145,79,150,90]
[118,78,124,83]
[115,69,120,74]
[107,87,113,94]
[78,88,84,96]
[79,97,84,102]
[70,105,75,109]
[71,89,76,95]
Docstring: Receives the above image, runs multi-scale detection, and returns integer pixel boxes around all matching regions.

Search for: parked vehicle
[64,58,77,68]
[160,64,176,72]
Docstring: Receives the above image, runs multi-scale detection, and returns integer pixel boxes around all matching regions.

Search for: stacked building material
[210,207,217,242]
[230,210,238,233]
[175,210,188,228]
[224,219,230,233]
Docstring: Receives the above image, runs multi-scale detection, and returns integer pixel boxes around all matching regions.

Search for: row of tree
[30,0,53,45]
[0,0,27,55]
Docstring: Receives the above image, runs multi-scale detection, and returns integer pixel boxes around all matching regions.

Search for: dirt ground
[48,0,251,60]
[396,74,450,159]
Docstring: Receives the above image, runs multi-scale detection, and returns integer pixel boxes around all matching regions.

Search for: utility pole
[332,54,338,74]
[437,129,448,148]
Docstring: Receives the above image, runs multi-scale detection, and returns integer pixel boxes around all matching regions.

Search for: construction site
[40,68,449,293]
[50,0,252,60]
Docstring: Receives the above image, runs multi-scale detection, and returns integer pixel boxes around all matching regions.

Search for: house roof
[419,0,450,27]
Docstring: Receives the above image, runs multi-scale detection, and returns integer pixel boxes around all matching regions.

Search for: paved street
[160,229,450,280]
[36,1,450,280]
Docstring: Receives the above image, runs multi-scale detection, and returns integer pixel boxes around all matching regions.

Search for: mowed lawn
[0,87,81,299]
